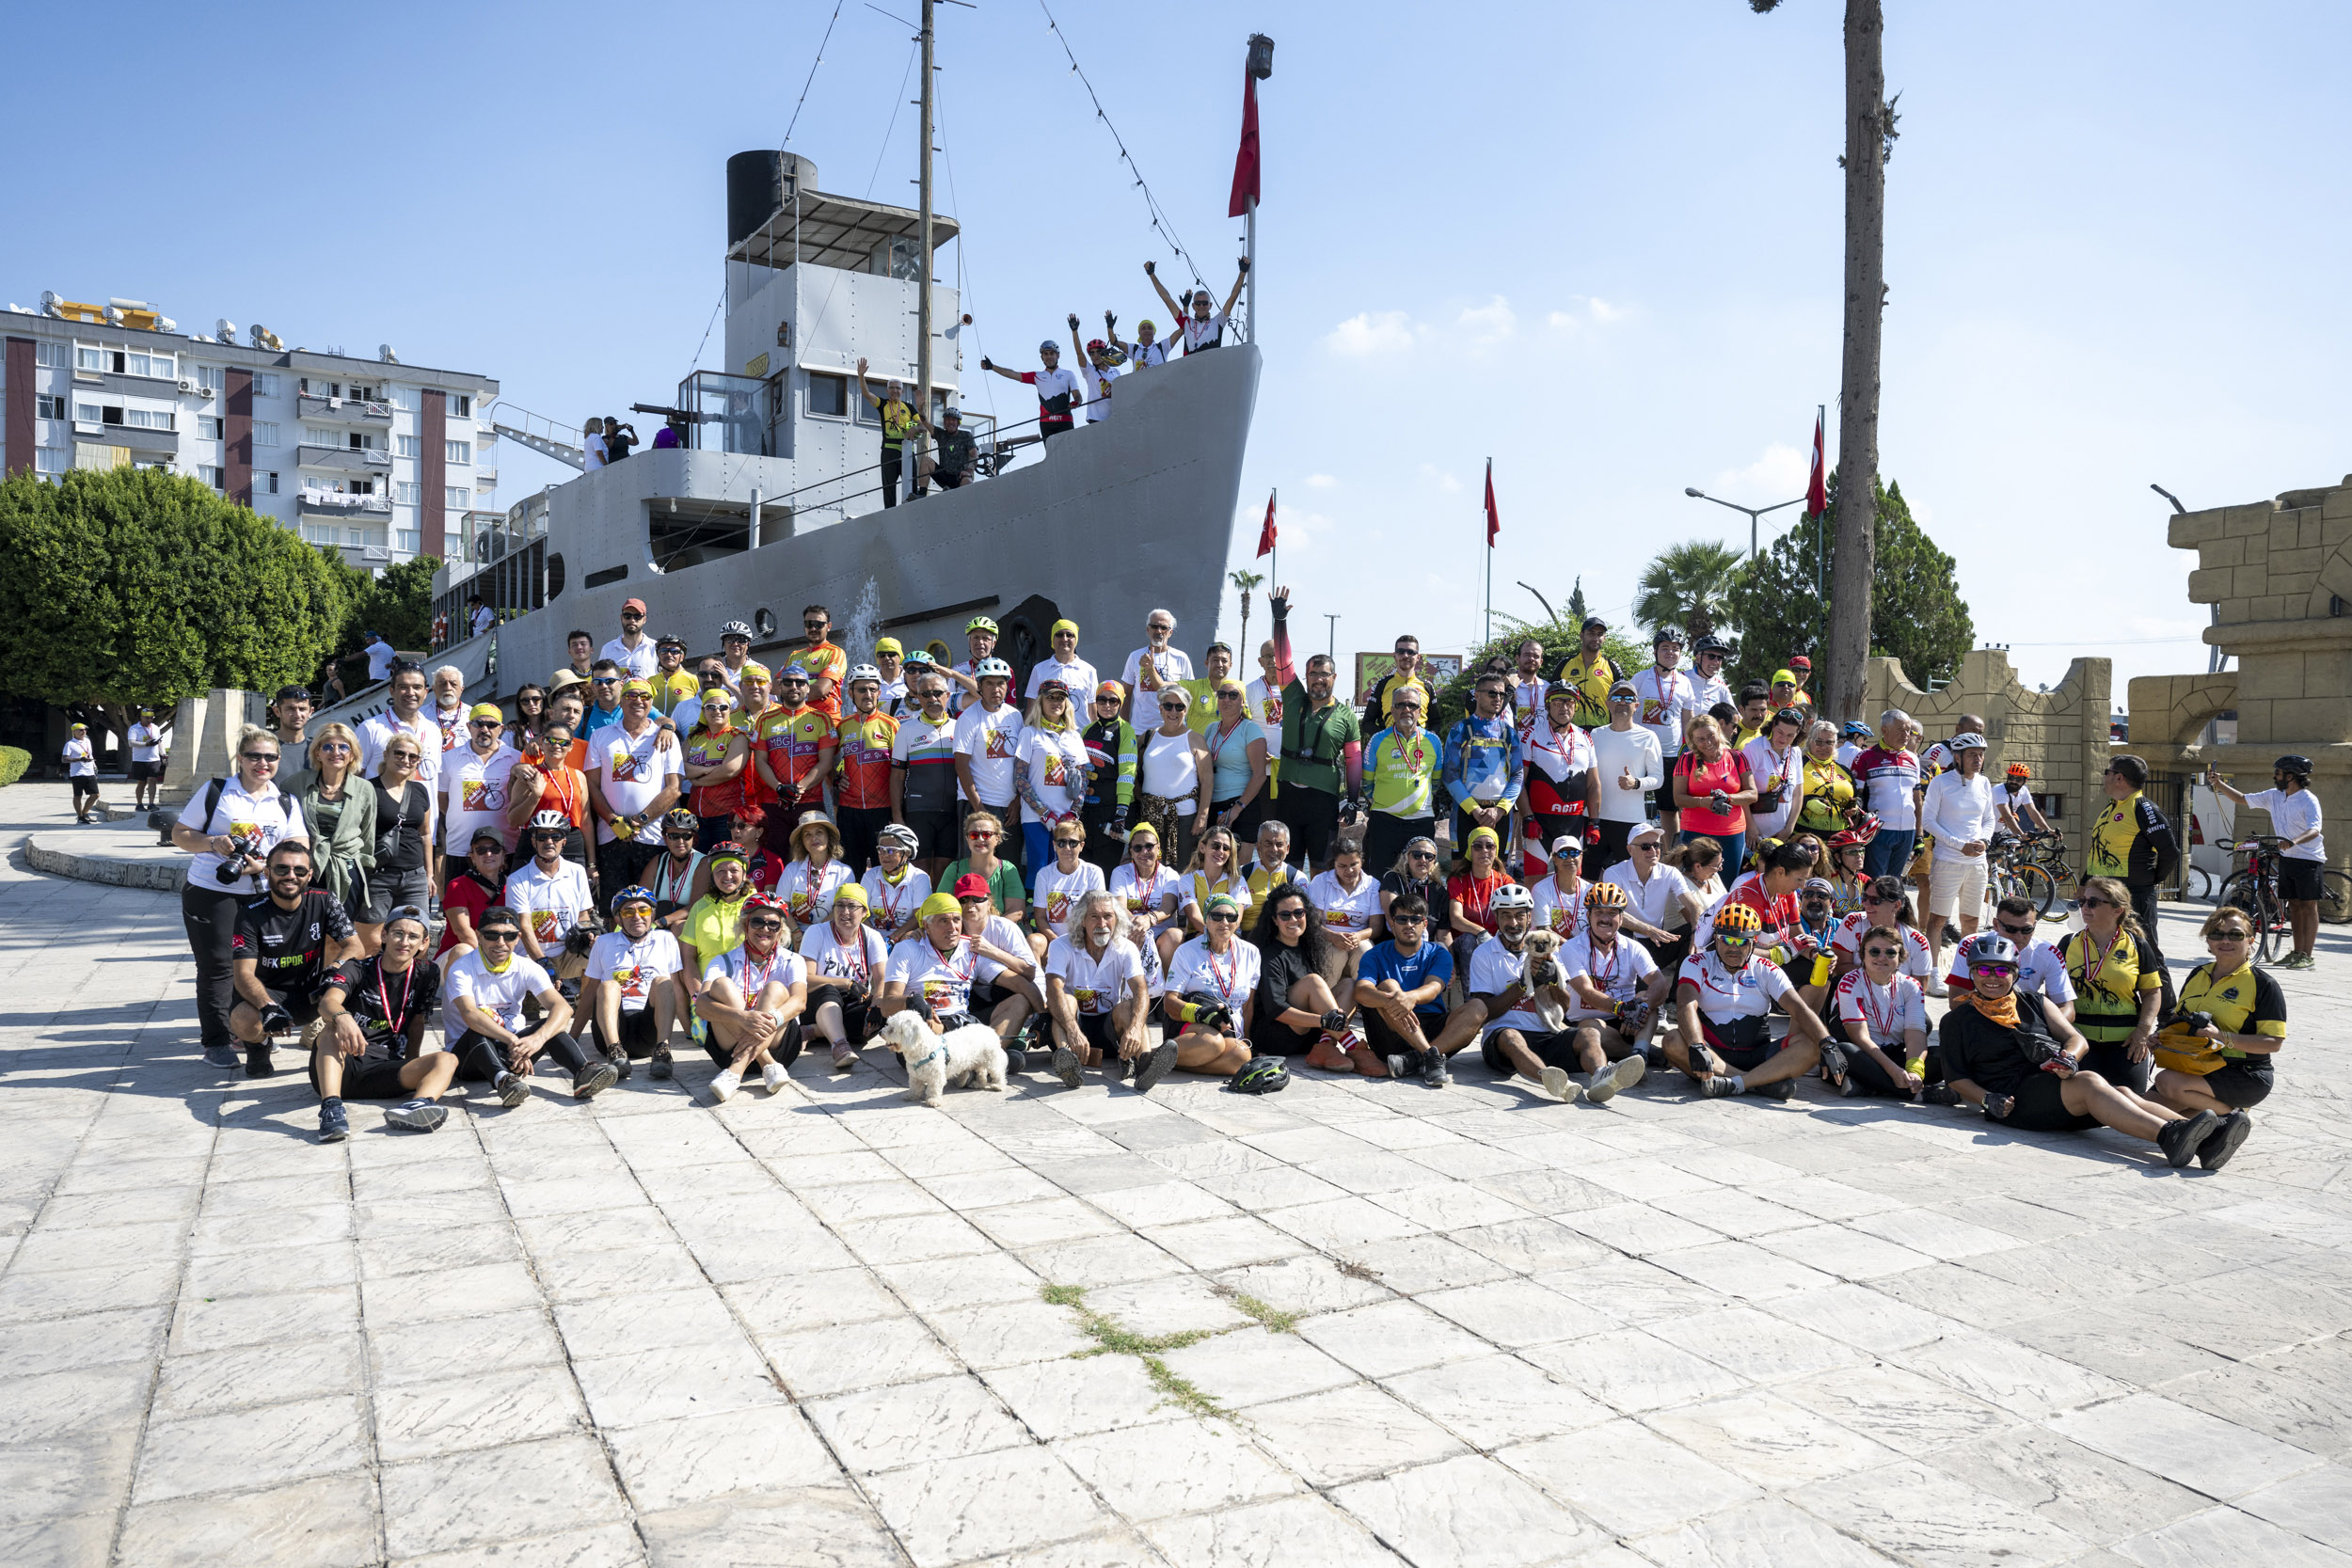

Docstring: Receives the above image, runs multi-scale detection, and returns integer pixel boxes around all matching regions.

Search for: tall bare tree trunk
[1828,0,1885,722]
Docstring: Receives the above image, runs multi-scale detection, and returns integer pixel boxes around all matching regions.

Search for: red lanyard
[1586,937,1618,993]
[1859,974,1899,1042]
[830,926,872,985]
[1202,940,1239,1002]
[375,962,415,1039]
[874,870,915,926]
[740,943,786,993]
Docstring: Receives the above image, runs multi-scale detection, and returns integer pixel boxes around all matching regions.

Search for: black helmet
[1652,626,1684,648]
[1229,1056,1291,1095]
[1694,635,1729,657]
[2274,754,2313,779]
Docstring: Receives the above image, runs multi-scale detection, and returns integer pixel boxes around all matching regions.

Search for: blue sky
[8,1,2347,705]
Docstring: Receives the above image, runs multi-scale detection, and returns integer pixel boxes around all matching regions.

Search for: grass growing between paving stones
[1041,1283,1227,1418]
[1214,1285,1299,1334]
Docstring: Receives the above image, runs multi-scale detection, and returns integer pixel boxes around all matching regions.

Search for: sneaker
[2282,950,2314,971]
[1640,1042,1669,1075]
[204,1042,240,1069]
[1539,1066,1583,1104]
[385,1099,447,1132]
[2198,1110,2253,1171]
[709,1069,740,1105]
[494,1071,531,1109]
[1921,1085,1963,1106]
[317,1101,349,1143]
[1051,1045,1085,1090]
[1699,1075,1740,1099]
[832,1045,857,1071]
[607,1052,632,1084]
[572,1060,619,1100]
[1107,1054,1133,1082]
[1747,1077,1796,1101]
[1132,1040,1180,1094]
[649,1050,675,1081]
[244,1043,275,1079]
[1386,1051,1422,1082]
[1587,1054,1646,1103]
[1925,975,1950,998]
[2158,1109,2219,1169]
[1427,1052,1454,1088]
[762,1061,790,1093]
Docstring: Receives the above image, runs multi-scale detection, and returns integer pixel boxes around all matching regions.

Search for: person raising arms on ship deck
[914,406,976,496]
[1142,256,1248,354]
[1067,314,1122,423]
[978,339,1083,444]
[852,359,921,509]
[1105,309,1168,370]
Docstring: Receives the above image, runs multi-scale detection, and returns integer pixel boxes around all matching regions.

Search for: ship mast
[914,0,935,483]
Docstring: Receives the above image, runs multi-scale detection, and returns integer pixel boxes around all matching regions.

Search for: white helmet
[1950,732,1989,752]
[848,663,882,686]
[1490,882,1534,911]
[528,809,571,833]
[976,657,1013,679]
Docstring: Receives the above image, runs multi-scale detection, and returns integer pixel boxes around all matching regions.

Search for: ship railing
[755,404,1057,519]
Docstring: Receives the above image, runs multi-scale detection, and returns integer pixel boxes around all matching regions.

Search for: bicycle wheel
[2012,864,2058,921]
[2321,870,2352,926]
[2181,865,2214,903]
[2036,857,2077,922]
[2248,882,2283,964]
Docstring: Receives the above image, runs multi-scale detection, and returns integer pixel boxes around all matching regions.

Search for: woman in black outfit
[1247,884,1354,1061]
[363,731,435,954]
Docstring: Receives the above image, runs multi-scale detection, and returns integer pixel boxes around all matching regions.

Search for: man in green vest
[1269,589,1364,868]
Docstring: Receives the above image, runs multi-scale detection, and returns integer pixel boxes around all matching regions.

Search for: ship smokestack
[727,150,820,251]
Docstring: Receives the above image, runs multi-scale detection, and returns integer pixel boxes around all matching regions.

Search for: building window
[807,372,849,418]
[397,435,420,458]
[301,425,340,448]
[127,349,174,380]
[389,387,418,410]
[74,402,103,428]
[35,395,64,420]
[199,465,226,490]
[254,420,280,447]
[124,407,173,431]
[447,487,470,510]
[199,416,223,440]
[450,394,471,418]
[445,439,471,464]
[36,447,67,473]
[75,343,105,372]
[396,528,421,552]
[195,365,224,393]
[259,471,279,494]
[35,341,67,368]
[395,481,421,505]
[254,373,280,397]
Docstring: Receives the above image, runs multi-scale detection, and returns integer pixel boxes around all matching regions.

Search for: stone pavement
[3,781,2348,1568]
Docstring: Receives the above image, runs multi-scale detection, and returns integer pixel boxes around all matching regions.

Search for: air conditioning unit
[177,378,195,393]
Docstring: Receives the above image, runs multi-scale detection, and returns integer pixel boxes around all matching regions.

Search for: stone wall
[1861,649,2111,868]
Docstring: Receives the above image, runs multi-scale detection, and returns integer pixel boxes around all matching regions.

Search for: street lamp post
[1684,487,1805,561]
[1324,613,1340,666]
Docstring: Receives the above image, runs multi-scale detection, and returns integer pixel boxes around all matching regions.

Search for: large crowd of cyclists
[160,581,2317,1175]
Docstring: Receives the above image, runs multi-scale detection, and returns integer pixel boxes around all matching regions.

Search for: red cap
[953,873,992,901]
[622,597,647,614]
[1788,655,1812,670]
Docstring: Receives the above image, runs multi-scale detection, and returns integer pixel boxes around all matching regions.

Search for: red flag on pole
[1255,491,1277,558]
[1484,459,1501,546]
[1806,407,1827,516]
[1228,71,1261,218]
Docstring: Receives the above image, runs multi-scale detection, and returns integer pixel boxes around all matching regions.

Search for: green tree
[346,554,442,657]
[1565,576,1590,628]
[1429,615,1648,732]
[0,468,353,740]
[1633,540,1744,642]
[1722,472,1971,704]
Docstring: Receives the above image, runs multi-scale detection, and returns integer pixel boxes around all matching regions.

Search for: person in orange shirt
[799,604,850,719]
[754,664,836,863]
[505,721,594,889]
[834,665,898,876]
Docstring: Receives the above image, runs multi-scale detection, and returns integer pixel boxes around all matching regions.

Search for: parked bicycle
[1988,830,2071,921]
[2213,836,2349,959]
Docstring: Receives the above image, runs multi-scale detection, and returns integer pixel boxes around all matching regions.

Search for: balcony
[298,393,393,426]
[75,421,179,456]
[298,443,392,475]
[298,486,393,518]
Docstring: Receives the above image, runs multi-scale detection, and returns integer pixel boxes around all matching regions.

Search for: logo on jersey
[609,745,644,783]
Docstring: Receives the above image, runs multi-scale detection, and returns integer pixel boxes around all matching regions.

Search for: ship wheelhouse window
[806,372,849,419]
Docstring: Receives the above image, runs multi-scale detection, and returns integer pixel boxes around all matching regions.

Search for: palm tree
[1634,541,1743,642]
[1229,568,1265,656]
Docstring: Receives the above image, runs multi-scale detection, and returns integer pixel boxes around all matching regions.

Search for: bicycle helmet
[2006,763,2031,780]
[1490,883,1535,911]
[528,809,571,834]
[965,615,999,635]
[661,807,699,834]
[1842,721,1871,739]
[609,884,655,913]
[1949,732,1988,752]
[877,823,921,855]
[1828,826,1869,850]
[1544,679,1578,701]
[741,892,787,920]
[2275,754,2313,779]
[1584,882,1629,910]
[707,840,748,863]
[1711,903,1764,937]
[1847,812,1882,845]
[902,649,935,667]
[1964,933,2020,973]
[721,620,753,641]
[1693,634,1729,657]
[1652,626,1684,648]
[976,657,1013,679]
[847,663,882,687]
[1230,1056,1292,1095]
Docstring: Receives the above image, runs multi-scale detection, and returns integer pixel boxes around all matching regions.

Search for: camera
[215,830,264,884]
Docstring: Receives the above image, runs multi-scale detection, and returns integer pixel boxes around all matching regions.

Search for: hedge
[0,747,28,787]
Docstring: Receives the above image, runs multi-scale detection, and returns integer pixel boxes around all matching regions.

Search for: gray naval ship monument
[357,146,1258,715]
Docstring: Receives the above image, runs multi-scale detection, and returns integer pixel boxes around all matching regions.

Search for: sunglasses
[1053,837,1082,848]
[620,612,644,621]
[592,676,619,686]
[1970,963,2017,976]
[1274,907,1308,921]
[1390,911,1427,926]
[745,918,786,932]
[479,929,519,942]
[1095,696,1120,705]
[780,678,808,687]
[1865,894,1900,905]
[2077,895,2113,910]
[469,720,501,729]
[386,751,421,763]
[1631,842,1661,852]
[1160,702,1186,711]
[967,830,993,840]
[1207,911,1240,925]
[803,621,827,629]
[1863,946,1900,960]
[1406,849,1437,861]
[1995,923,2035,939]
[241,752,279,764]
[1718,934,1754,947]
[319,741,352,753]
[531,831,567,842]
[2207,930,2249,943]
[665,831,696,842]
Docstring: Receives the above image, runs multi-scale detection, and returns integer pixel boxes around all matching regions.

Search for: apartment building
[1,294,500,570]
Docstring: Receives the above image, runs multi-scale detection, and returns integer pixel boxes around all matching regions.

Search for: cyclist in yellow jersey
[2146,909,2279,1166]
[1362,687,1443,876]
[797,605,850,719]
[649,635,700,715]
[2086,753,2180,966]
[1558,616,1619,730]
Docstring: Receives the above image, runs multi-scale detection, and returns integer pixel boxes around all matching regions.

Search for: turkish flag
[1807,408,1828,516]
[1255,492,1277,557]
[1228,72,1261,218]
[1484,459,1501,546]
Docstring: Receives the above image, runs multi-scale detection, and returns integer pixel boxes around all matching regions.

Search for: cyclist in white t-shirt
[802,882,890,1069]
[1043,890,1156,1087]
[579,885,683,1079]
[1143,256,1248,354]
[697,893,806,1104]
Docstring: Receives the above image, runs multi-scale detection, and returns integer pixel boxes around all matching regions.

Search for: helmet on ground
[976,657,1013,679]
[662,807,698,833]
[721,620,753,641]
[965,615,998,635]
[1712,903,1764,936]
[1965,933,2021,972]
[1230,1056,1291,1095]
[528,810,571,834]
[848,664,882,686]
[1584,882,1629,910]
[1490,883,1534,911]
[2275,754,2313,778]
[610,884,655,913]
[2006,763,2031,780]
[878,823,921,854]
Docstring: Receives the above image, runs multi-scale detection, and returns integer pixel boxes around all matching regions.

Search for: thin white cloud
[1323,309,1418,357]
[1708,442,1811,501]
[1305,473,1338,489]
[1546,309,1581,330]
[1586,296,1623,323]
[1456,296,1517,344]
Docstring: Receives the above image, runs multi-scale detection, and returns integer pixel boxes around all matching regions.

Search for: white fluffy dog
[1520,928,1572,1036]
[882,1010,1008,1106]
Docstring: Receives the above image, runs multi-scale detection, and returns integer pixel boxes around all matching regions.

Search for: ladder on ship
[487,401,585,470]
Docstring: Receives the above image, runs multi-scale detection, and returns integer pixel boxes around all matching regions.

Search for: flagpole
[1483,456,1494,653]
[1270,485,1277,589]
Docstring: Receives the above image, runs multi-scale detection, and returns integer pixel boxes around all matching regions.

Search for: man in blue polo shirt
[1355,892,1457,1085]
